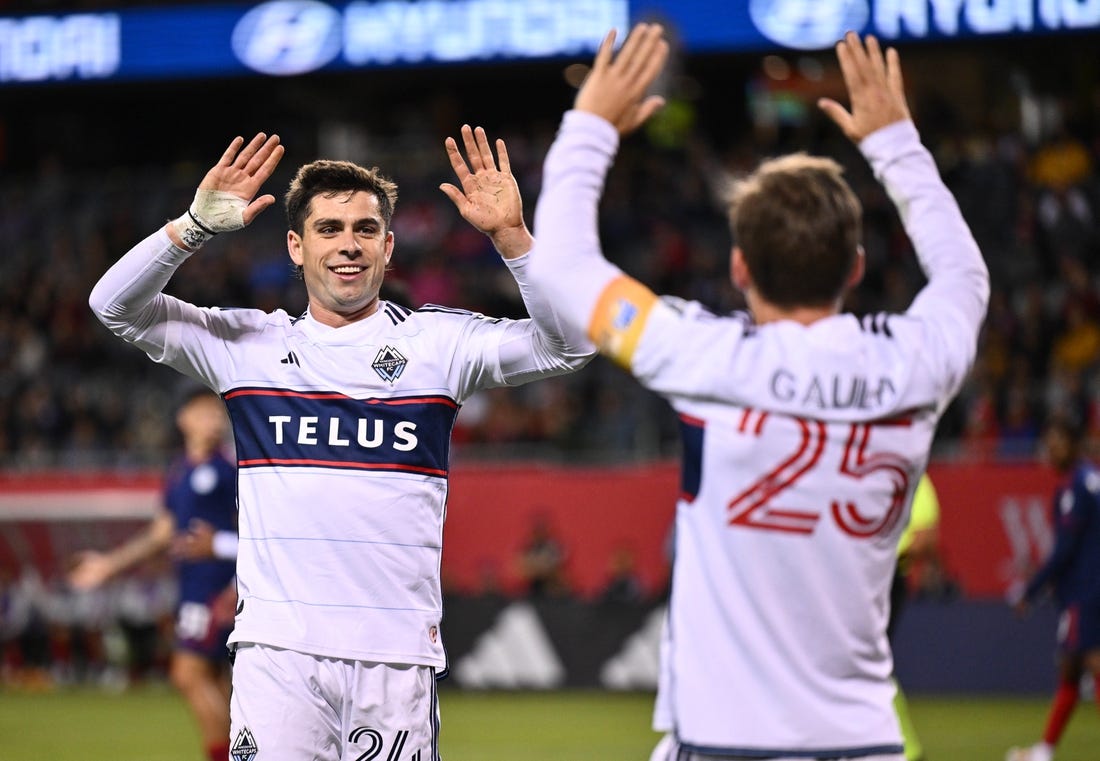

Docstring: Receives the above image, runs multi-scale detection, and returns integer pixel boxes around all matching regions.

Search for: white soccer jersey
[529,112,988,756]
[90,230,593,666]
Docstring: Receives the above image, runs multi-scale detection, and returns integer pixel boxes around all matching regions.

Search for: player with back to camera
[1006,415,1100,761]
[88,122,594,758]
[69,387,238,761]
[526,24,989,760]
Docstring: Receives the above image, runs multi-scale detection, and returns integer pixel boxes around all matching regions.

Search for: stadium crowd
[0,42,1098,472]
[0,32,1096,723]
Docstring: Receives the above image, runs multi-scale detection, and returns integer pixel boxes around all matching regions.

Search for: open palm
[440,124,523,236]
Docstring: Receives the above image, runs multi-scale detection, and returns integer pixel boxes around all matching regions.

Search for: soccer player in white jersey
[89,128,593,760]
[527,25,989,761]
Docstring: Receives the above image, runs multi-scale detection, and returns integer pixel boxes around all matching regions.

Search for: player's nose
[337,230,362,257]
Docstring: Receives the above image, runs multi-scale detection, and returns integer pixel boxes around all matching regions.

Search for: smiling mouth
[330,265,367,276]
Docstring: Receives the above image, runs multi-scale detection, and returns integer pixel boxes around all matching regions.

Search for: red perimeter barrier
[925,461,1059,599]
[0,461,1060,599]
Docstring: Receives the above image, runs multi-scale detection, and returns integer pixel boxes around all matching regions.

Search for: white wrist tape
[190,188,248,233]
[171,210,215,250]
[170,189,250,251]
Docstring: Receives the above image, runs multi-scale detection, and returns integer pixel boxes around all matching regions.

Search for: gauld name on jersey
[769,368,896,411]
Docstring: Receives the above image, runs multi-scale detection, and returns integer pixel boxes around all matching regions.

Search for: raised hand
[193,132,286,233]
[574,23,669,136]
[818,32,911,144]
[439,125,532,260]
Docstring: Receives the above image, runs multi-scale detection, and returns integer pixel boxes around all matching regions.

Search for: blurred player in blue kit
[1006,415,1100,761]
[527,24,988,761]
[70,387,238,761]
[88,112,592,756]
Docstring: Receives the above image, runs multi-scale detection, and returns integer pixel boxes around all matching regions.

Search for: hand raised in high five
[172,133,285,249]
[574,23,669,136]
[818,32,911,144]
[194,132,285,232]
[439,125,532,260]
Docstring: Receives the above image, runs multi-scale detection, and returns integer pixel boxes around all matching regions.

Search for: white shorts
[649,734,905,761]
[230,643,438,761]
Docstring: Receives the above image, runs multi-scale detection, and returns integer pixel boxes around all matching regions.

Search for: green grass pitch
[2,684,1099,760]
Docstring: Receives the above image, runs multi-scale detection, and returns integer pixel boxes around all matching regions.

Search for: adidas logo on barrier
[599,605,665,690]
[453,602,565,689]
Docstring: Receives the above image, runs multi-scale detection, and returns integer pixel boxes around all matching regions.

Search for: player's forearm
[1023,562,1055,602]
[861,121,990,330]
[495,318,594,384]
[1024,531,1081,600]
[109,519,174,575]
[504,251,595,360]
[528,110,627,332]
[89,226,192,346]
[489,224,534,260]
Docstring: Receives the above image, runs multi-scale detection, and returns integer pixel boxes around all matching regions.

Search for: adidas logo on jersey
[279,350,301,366]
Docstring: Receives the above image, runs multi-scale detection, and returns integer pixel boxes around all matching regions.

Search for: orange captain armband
[587,276,659,369]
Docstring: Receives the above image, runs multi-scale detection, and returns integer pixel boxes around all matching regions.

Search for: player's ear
[384,230,395,265]
[287,230,303,266]
[846,246,866,290]
[731,246,752,291]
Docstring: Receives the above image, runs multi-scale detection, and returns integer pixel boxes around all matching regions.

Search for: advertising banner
[1,0,1095,85]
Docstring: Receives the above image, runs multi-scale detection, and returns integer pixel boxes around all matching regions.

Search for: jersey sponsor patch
[588,276,658,368]
[224,387,458,477]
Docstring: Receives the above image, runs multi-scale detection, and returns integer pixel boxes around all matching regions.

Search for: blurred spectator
[0,566,52,689]
[1051,300,1100,375]
[517,513,568,598]
[113,559,177,684]
[40,573,113,685]
[599,547,645,606]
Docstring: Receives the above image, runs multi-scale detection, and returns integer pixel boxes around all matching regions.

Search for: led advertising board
[0,0,1096,85]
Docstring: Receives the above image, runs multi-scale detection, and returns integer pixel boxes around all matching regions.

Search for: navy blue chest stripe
[223,387,458,478]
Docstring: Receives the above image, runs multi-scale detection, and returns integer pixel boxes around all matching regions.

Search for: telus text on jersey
[267,416,418,451]
[769,369,896,410]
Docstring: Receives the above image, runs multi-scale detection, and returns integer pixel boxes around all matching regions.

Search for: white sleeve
[860,121,990,399]
[442,311,593,401]
[88,227,237,390]
[88,227,190,361]
[527,109,627,330]
[498,250,596,375]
